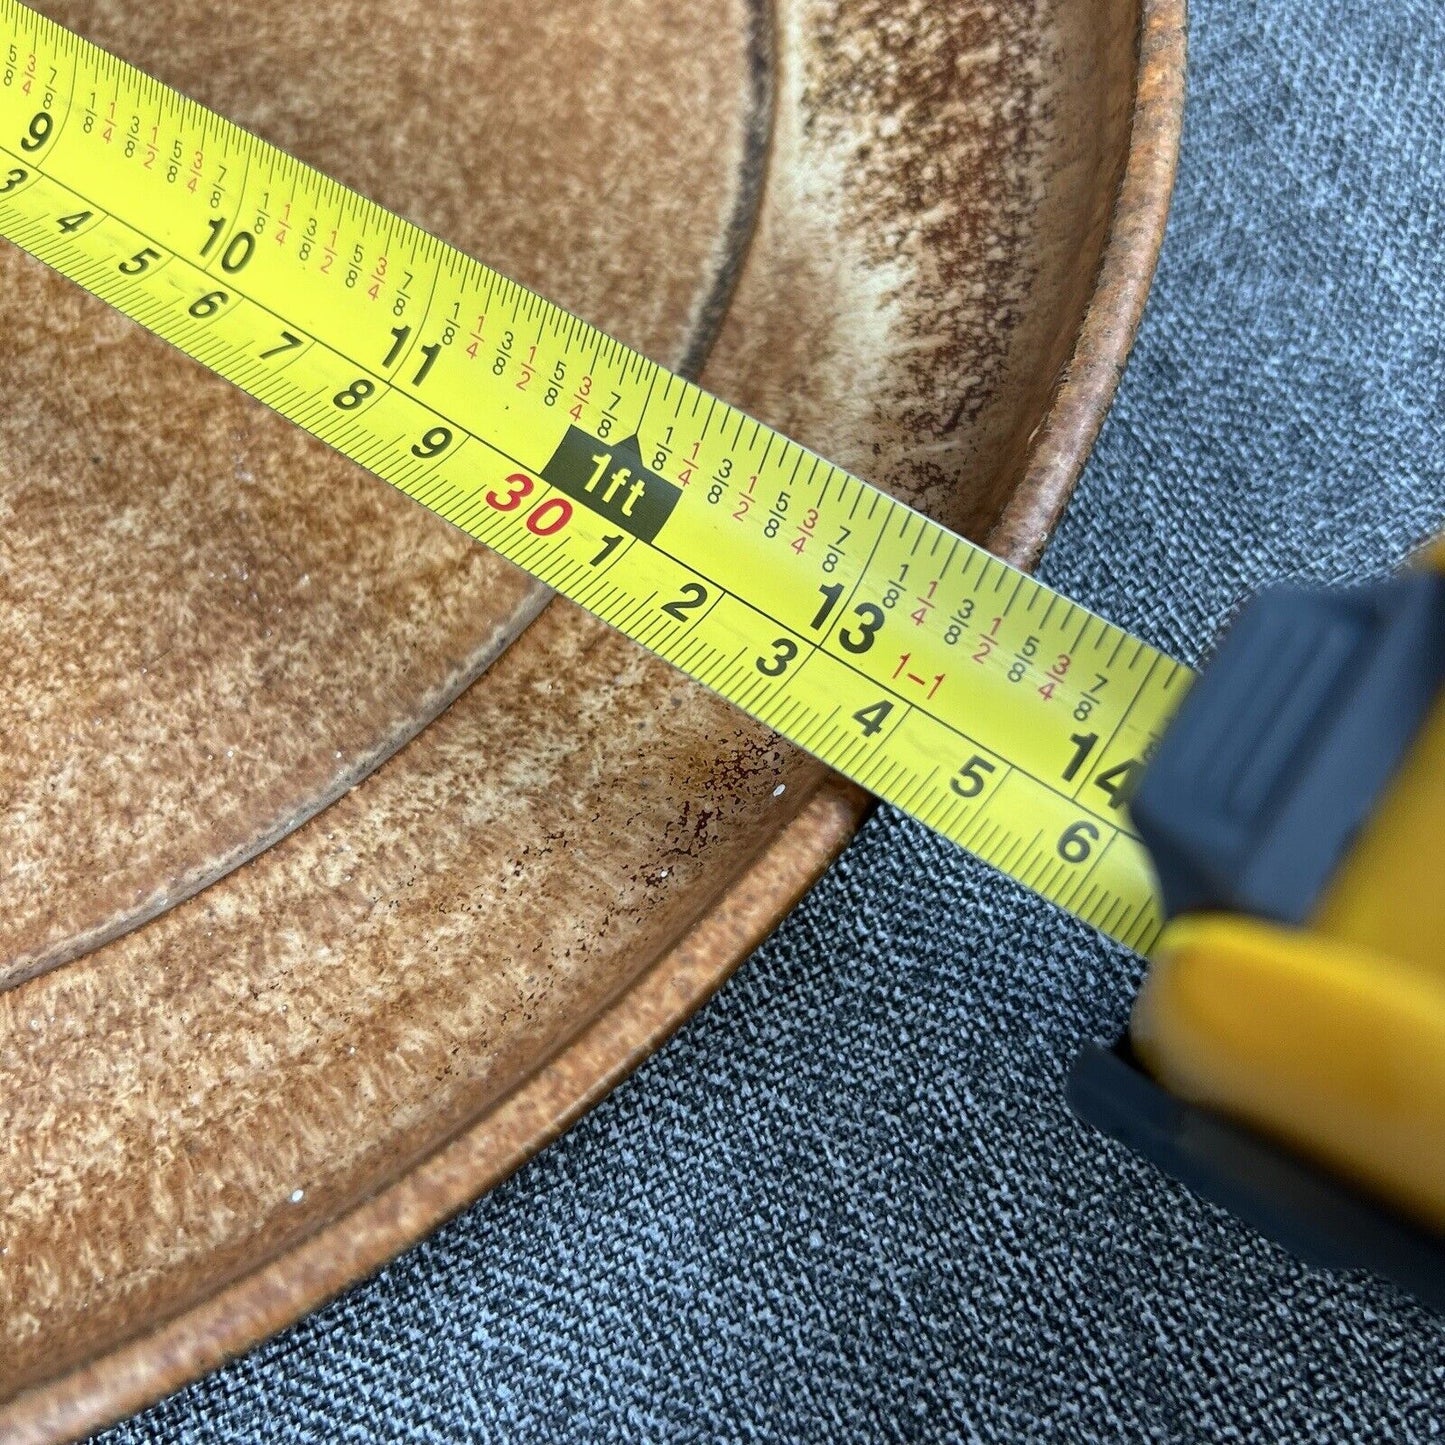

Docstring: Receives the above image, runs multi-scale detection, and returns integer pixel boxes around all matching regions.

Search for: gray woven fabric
[102,0,1445,1439]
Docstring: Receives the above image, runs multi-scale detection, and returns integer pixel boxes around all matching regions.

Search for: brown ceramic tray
[0,0,1184,1437]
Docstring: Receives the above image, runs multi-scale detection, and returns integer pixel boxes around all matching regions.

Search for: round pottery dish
[0,0,1184,1437]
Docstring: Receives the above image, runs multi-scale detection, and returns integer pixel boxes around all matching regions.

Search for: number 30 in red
[484,472,573,536]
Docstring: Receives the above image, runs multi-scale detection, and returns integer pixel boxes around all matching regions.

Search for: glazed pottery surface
[0,1,1184,1437]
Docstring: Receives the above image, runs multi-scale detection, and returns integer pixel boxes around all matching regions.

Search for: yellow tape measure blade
[0,0,1185,951]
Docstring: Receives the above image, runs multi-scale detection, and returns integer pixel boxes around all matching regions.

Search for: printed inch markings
[541,426,681,544]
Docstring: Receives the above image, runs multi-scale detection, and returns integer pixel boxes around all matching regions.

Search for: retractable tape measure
[0,0,1188,952]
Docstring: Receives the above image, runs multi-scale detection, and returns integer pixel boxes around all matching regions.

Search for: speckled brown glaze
[0,0,1184,1435]
[1,603,827,1393]
[706,0,1147,539]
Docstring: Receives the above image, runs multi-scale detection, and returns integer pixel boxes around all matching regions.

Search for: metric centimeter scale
[0,0,1189,951]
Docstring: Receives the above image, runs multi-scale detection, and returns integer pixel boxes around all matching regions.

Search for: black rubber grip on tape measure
[1068,1042,1445,1309]
[1131,570,1445,924]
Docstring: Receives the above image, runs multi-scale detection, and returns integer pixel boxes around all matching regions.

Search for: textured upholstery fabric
[103,0,1445,1438]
